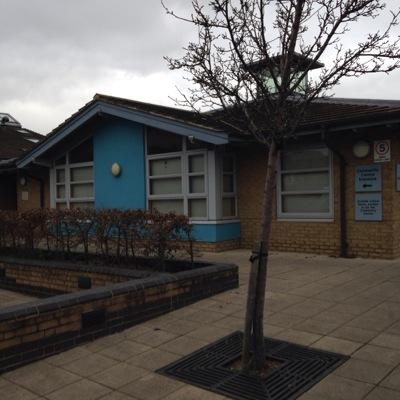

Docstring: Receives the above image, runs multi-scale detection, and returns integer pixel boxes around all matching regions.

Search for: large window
[277,147,332,219]
[147,130,208,219]
[52,138,94,209]
[221,155,237,218]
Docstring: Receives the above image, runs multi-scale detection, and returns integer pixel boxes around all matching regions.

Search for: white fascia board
[17,102,230,169]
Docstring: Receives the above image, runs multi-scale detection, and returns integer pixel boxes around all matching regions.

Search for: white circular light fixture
[353,140,370,158]
[20,176,27,187]
[111,163,122,177]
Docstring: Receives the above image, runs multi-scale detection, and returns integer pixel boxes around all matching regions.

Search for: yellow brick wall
[237,136,400,259]
[16,171,50,212]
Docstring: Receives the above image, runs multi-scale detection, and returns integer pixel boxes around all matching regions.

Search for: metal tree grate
[157,331,348,400]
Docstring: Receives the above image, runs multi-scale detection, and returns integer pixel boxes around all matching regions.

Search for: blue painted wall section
[192,222,241,242]
[94,119,146,209]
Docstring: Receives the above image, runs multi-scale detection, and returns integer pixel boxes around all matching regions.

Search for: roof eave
[17,101,231,168]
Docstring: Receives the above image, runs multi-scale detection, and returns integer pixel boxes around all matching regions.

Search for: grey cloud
[0,0,400,134]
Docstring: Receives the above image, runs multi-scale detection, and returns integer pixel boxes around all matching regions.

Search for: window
[147,130,208,219]
[221,155,237,218]
[277,147,332,219]
[52,138,94,209]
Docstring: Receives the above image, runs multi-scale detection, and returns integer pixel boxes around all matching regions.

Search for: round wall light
[111,163,122,177]
[353,140,370,158]
[20,176,27,187]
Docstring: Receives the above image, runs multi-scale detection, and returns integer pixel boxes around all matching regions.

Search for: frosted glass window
[71,183,94,199]
[56,169,65,183]
[282,194,329,213]
[223,175,234,193]
[278,147,332,218]
[70,167,93,182]
[147,136,208,219]
[281,148,329,171]
[282,172,329,192]
[150,178,182,195]
[150,158,181,176]
[189,199,207,218]
[222,198,236,217]
[150,199,184,214]
[56,185,65,199]
[52,142,95,209]
[189,155,204,173]
[189,176,205,194]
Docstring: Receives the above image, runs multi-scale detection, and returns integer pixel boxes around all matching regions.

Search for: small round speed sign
[374,140,391,162]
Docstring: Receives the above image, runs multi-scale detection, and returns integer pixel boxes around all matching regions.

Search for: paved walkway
[1,250,400,399]
[0,289,36,308]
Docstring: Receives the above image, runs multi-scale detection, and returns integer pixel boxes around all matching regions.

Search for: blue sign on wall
[355,193,383,221]
[355,165,382,192]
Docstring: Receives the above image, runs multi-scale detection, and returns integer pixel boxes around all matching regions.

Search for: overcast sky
[1,0,400,134]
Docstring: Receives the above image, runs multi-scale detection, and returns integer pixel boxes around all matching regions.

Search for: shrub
[0,208,194,267]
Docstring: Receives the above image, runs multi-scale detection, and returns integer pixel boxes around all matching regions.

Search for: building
[14,91,400,259]
[0,114,46,211]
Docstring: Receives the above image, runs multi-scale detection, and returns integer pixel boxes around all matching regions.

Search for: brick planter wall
[0,261,238,373]
[0,257,152,297]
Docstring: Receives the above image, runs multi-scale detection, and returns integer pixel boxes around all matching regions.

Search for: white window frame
[50,148,95,209]
[146,135,209,221]
[220,154,238,219]
[277,146,334,220]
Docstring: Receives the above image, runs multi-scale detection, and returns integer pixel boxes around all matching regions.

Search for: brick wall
[237,134,400,259]
[193,239,241,252]
[16,171,50,212]
[0,262,238,372]
[0,261,130,295]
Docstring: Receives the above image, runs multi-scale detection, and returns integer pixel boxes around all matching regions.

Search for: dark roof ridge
[315,97,400,108]
[94,93,198,116]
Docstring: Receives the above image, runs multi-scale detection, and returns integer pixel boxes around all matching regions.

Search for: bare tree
[162,0,400,373]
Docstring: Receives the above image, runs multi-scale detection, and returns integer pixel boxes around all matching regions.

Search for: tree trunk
[242,140,278,372]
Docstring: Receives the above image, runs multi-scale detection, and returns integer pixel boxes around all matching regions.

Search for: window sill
[277,218,334,223]
[190,219,240,225]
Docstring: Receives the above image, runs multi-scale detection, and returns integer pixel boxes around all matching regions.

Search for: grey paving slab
[2,250,400,400]
[3,361,80,396]
[45,379,111,400]
[119,373,185,400]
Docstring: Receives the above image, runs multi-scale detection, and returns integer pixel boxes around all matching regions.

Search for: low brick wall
[0,261,238,373]
[0,257,153,297]
[193,239,241,252]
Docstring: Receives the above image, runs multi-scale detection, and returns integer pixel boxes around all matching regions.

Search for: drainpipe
[322,127,349,258]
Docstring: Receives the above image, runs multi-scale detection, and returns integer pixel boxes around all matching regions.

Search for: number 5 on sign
[374,140,391,163]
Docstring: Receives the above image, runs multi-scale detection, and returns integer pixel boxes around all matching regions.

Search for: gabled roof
[17,94,231,168]
[301,97,400,131]
[47,93,227,139]
[16,93,400,168]
[0,123,43,167]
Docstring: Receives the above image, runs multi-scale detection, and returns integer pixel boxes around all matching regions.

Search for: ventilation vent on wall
[81,309,106,330]
[78,276,92,289]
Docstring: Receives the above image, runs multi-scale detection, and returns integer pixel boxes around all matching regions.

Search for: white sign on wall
[374,140,391,163]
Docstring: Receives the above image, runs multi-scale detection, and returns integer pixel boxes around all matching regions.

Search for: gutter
[322,126,349,258]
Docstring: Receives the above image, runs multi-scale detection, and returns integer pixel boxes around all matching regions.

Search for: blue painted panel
[192,222,241,242]
[94,119,146,209]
